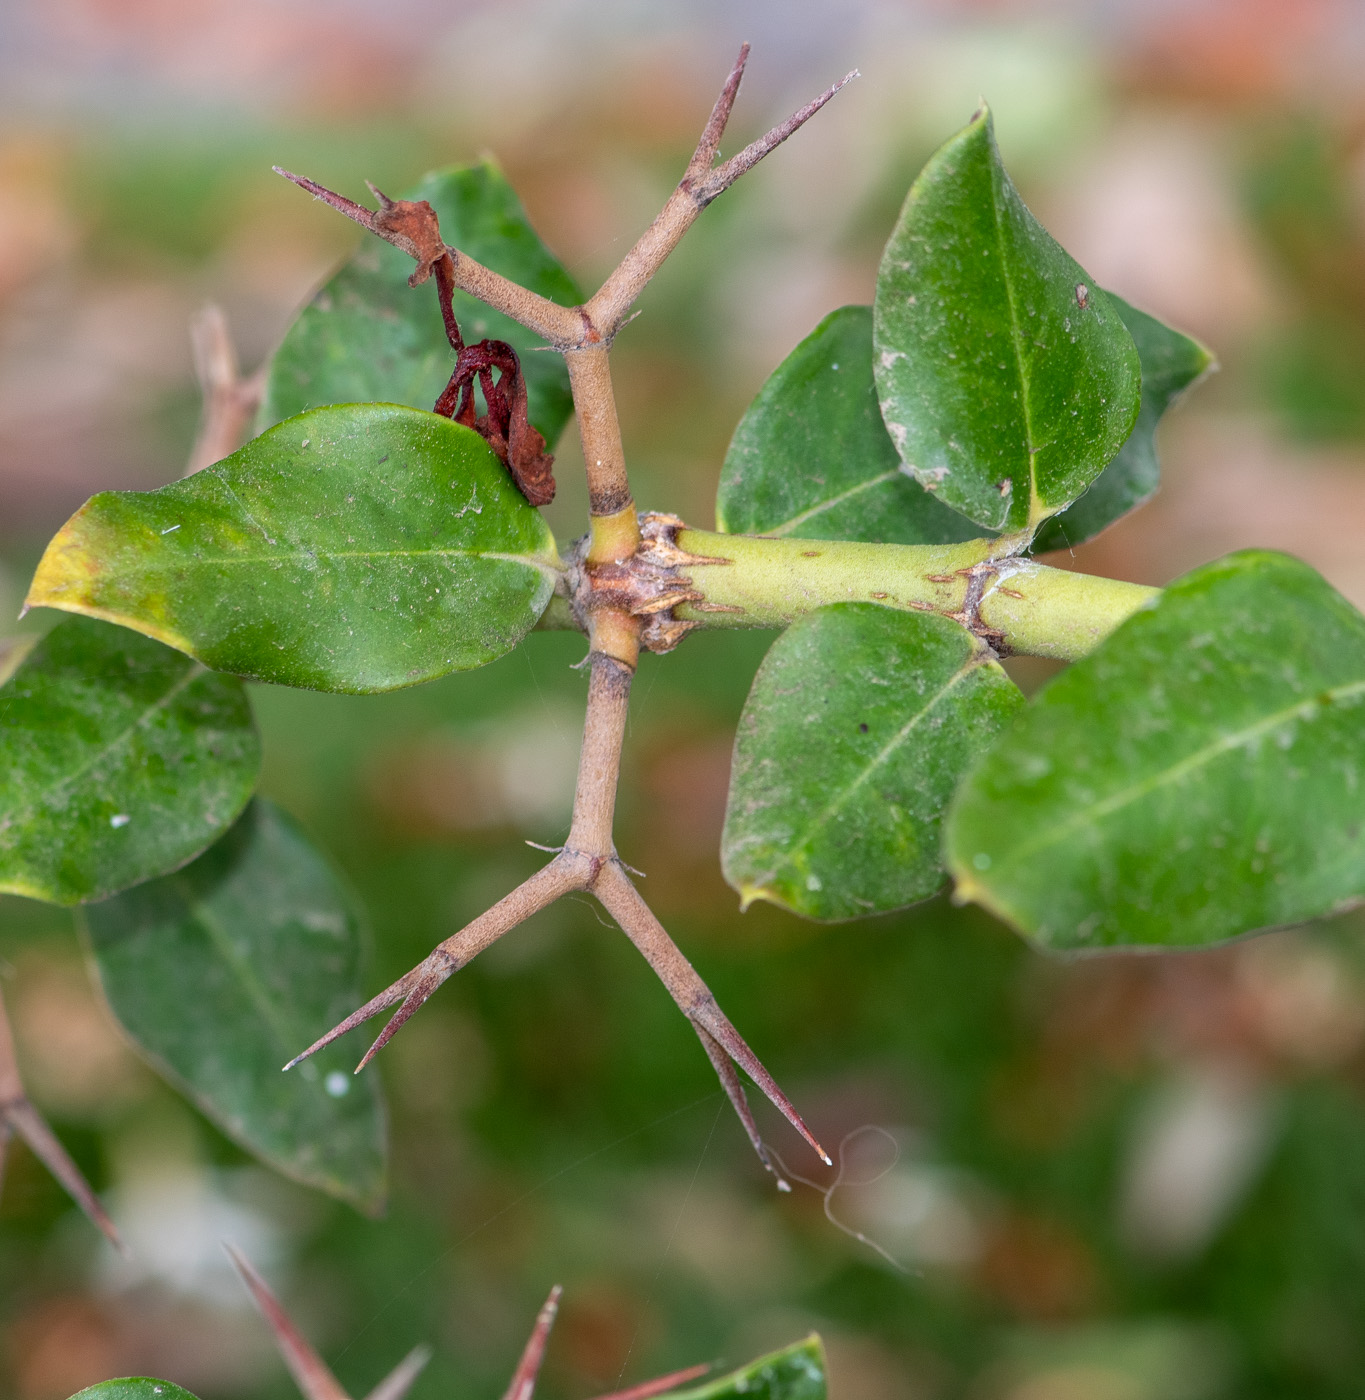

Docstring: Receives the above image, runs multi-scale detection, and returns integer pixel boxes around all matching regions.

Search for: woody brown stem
[284,854,593,1073]
[592,860,830,1166]
[567,347,638,556]
[186,304,265,476]
[285,652,638,1074]
[0,986,124,1250]
[274,167,581,347]
[567,653,635,850]
[584,49,857,340]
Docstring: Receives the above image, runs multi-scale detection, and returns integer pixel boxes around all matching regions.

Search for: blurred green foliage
[1243,116,1365,443]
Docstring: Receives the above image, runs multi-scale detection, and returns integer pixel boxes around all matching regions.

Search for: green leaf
[68,1382,201,1400]
[873,105,1141,533]
[81,799,387,1212]
[27,404,562,694]
[722,604,1024,921]
[261,160,580,445]
[947,551,1365,950]
[672,1336,827,1400]
[1032,294,1214,552]
[0,617,259,906]
[716,306,983,545]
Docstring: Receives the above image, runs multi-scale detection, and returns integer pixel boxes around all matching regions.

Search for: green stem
[537,527,1160,662]
[673,529,1157,661]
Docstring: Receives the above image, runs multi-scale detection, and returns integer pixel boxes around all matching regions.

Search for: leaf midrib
[200,465,559,575]
[0,661,208,844]
[757,469,903,537]
[186,875,311,1060]
[754,648,987,890]
[987,675,1365,877]
[118,548,561,573]
[987,152,1037,527]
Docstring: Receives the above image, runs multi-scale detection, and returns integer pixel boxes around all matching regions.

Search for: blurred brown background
[4,3,1365,1399]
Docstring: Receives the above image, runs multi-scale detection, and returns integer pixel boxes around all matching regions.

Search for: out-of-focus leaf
[1033,294,1214,552]
[262,160,579,446]
[0,635,36,687]
[722,605,1023,921]
[947,551,1365,950]
[26,405,562,694]
[82,799,387,1213]
[668,1336,827,1400]
[716,306,981,545]
[874,106,1140,533]
[68,1383,200,1400]
[0,617,258,906]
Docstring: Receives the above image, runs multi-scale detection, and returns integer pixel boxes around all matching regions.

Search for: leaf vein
[757,647,986,889]
[991,676,1365,874]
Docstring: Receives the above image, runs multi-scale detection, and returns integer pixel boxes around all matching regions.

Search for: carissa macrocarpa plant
[3,42,1365,1255]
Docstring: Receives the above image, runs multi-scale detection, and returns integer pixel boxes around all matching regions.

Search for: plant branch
[567,652,635,848]
[584,49,858,340]
[284,854,593,1073]
[567,347,637,551]
[186,304,265,476]
[536,526,1156,661]
[592,859,830,1167]
[0,985,124,1251]
[283,643,825,1176]
[272,168,581,347]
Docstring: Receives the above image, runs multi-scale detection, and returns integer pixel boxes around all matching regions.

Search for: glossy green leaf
[723,604,1024,921]
[27,404,562,694]
[82,799,387,1212]
[68,1382,200,1400]
[716,305,983,545]
[1033,293,1214,552]
[947,552,1365,950]
[0,616,258,906]
[672,1336,827,1400]
[874,106,1141,533]
[262,160,580,446]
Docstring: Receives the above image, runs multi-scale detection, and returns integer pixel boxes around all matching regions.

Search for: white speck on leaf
[110,813,131,828]
[160,524,180,535]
